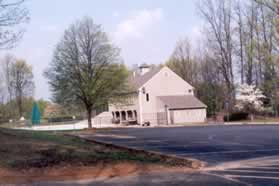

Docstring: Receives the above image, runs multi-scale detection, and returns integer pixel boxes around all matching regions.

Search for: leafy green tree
[37,99,48,117]
[1,59,34,118]
[10,60,34,117]
[45,17,129,128]
[22,97,33,119]
[0,97,33,120]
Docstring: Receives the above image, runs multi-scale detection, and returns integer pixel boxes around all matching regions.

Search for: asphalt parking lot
[78,125,279,185]
[88,125,279,164]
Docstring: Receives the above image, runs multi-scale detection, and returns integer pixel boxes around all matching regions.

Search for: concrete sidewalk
[12,120,279,131]
[13,120,144,131]
[14,120,115,131]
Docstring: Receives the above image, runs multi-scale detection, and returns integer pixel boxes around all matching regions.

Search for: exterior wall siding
[140,67,194,124]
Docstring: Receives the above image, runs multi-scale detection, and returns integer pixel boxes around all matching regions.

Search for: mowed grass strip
[0,128,162,170]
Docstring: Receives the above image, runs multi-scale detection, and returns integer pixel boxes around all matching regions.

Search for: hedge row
[47,116,83,123]
[224,112,249,122]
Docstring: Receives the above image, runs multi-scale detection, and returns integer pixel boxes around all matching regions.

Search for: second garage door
[170,109,206,124]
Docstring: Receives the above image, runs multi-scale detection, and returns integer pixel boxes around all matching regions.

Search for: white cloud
[113,8,163,42]
[112,11,120,17]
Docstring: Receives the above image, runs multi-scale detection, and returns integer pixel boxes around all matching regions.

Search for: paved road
[76,125,279,185]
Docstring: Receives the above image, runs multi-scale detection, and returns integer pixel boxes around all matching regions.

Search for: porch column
[165,105,169,125]
[131,110,135,120]
[112,112,115,120]
[120,111,122,124]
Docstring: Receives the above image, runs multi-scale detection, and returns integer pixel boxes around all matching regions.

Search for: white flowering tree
[235,84,266,120]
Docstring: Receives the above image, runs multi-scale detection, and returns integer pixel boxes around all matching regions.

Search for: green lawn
[0,128,162,170]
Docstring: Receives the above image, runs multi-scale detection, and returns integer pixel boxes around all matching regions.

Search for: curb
[68,134,204,170]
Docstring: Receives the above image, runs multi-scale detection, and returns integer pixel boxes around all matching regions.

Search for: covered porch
[112,110,138,125]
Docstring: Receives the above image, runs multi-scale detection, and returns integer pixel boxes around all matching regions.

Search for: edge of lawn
[68,134,203,169]
[0,128,203,170]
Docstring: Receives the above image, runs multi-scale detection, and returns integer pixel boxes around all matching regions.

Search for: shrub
[224,112,249,122]
[47,116,83,123]
[0,119,9,124]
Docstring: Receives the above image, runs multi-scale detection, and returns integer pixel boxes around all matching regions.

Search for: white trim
[138,90,143,125]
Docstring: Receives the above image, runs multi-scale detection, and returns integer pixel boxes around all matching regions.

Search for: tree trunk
[19,101,23,117]
[17,95,23,117]
[87,108,93,128]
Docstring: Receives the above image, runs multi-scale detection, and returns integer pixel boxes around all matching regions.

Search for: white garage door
[170,109,206,124]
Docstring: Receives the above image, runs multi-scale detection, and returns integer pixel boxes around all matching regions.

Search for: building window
[189,89,192,94]
[146,93,149,102]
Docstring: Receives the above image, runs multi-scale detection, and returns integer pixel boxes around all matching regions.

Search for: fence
[93,116,113,126]
[92,112,168,126]
[142,112,168,125]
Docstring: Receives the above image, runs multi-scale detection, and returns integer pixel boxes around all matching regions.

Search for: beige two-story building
[107,65,207,126]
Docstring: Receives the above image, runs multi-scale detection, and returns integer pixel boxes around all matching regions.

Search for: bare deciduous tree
[166,38,226,116]
[166,38,198,86]
[2,54,15,101]
[0,0,29,49]
[235,0,245,84]
[198,0,235,111]
[254,0,279,15]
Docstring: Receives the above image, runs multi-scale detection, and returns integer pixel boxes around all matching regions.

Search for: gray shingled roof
[158,95,207,109]
[129,67,162,90]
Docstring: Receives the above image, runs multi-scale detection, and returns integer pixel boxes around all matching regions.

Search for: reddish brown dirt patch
[0,162,191,184]
[0,129,197,184]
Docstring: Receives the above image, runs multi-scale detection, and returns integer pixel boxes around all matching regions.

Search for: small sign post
[225,100,229,123]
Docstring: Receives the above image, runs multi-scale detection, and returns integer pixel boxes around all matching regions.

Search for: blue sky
[5,0,202,100]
